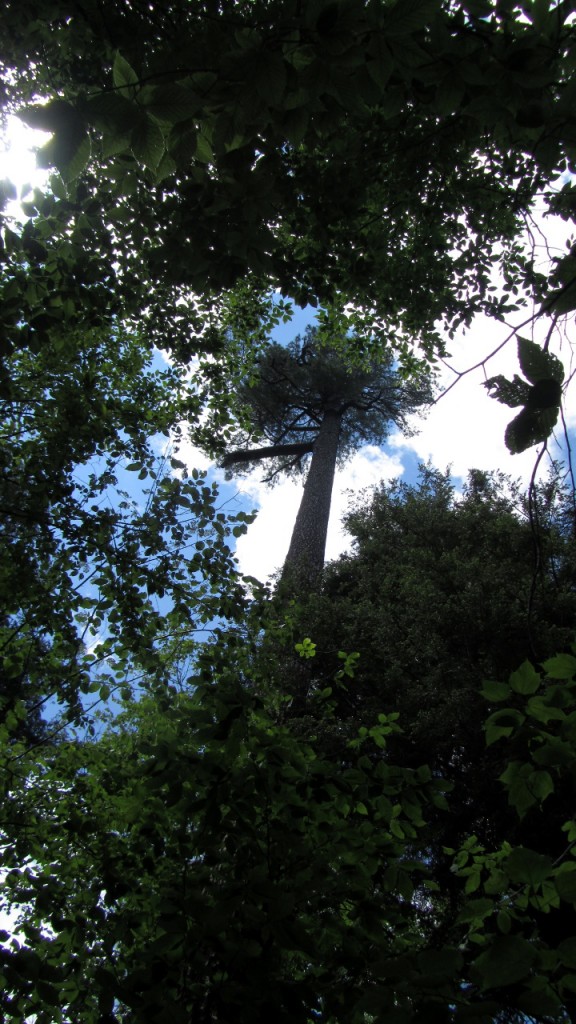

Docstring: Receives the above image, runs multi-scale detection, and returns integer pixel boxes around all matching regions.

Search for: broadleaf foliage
[484,337,565,453]
[1,2,576,1020]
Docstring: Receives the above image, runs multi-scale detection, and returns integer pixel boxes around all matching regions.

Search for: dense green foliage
[0,318,255,733]
[277,468,576,975]
[2,0,576,367]
[3,566,576,1023]
[298,466,575,766]
[0,661,450,1023]
[1,1,576,1021]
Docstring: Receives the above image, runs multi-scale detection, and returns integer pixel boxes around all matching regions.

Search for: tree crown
[224,326,432,481]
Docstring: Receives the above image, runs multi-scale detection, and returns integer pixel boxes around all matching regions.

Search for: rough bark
[221,441,314,468]
[282,410,341,589]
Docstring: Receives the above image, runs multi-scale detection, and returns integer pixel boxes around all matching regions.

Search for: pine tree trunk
[282,410,341,588]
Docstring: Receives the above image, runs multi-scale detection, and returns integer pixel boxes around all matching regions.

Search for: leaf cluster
[484,337,565,454]
[0,321,254,743]
[3,0,575,362]
[0,650,452,1024]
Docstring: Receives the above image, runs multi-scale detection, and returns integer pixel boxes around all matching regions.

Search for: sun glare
[0,113,51,199]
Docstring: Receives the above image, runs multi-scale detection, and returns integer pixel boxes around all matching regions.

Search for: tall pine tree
[222,327,431,584]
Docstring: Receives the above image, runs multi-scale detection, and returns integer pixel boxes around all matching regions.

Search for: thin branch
[261,453,306,483]
[435,310,540,404]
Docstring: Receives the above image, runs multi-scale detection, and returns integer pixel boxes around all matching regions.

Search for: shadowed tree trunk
[282,410,341,588]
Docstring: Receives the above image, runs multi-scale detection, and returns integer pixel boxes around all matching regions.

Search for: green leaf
[384,0,439,35]
[526,697,566,725]
[195,133,213,164]
[558,937,576,968]
[84,93,140,135]
[555,864,576,903]
[542,653,576,680]
[517,336,564,384]
[529,769,554,802]
[481,680,512,702]
[483,374,531,408]
[252,51,287,106]
[509,661,541,695]
[39,132,92,182]
[517,986,564,1017]
[485,868,508,895]
[113,52,139,95]
[366,36,394,89]
[12,948,42,980]
[497,909,512,933]
[144,83,202,123]
[19,98,80,134]
[462,0,492,16]
[532,736,574,765]
[457,898,495,924]
[485,708,524,746]
[472,935,537,989]
[295,638,316,659]
[546,281,576,314]
[500,762,553,816]
[282,107,309,147]
[154,151,178,181]
[526,378,563,410]
[48,173,68,201]
[506,846,552,886]
[434,77,465,116]
[131,116,165,170]
[416,947,463,978]
[505,405,559,454]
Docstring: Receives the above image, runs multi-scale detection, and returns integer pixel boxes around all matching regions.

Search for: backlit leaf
[113,52,139,95]
[517,336,564,385]
[505,406,559,454]
[542,653,576,680]
[131,116,165,170]
[509,661,541,695]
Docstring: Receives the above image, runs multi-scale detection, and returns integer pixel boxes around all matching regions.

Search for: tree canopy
[2,0,576,369]
[223,328,430,478]
[3,492,576,1022]
[1,2,576,1022]
[0,315,255,733]
[284,464,575,814]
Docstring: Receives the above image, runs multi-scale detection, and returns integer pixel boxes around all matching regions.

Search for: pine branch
[221,441,314,469]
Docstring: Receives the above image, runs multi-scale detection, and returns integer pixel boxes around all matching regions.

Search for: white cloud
[390,305,575,483]
[172,433,214,473]
[232,475,302,582]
